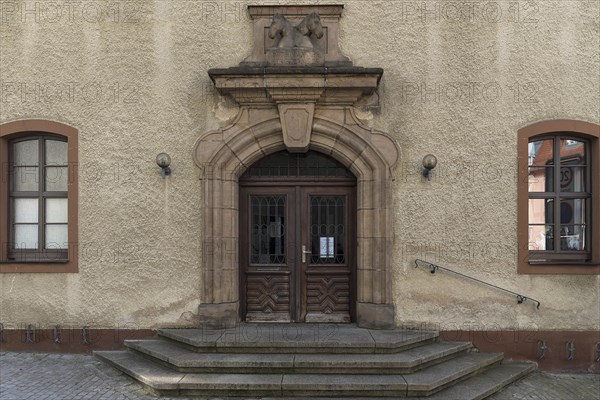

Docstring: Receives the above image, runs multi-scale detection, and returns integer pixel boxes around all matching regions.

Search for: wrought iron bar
[53,325,62,344]
[567,340,575,360]
[538,340,548,360]
[595,343,600,362]
[26,324,35,344]
[414,259,541,309]
[0,323,4,342]
[82,326,90,345]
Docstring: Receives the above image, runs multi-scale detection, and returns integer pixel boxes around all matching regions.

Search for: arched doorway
[193,109,400,329]
[239,151,357,323]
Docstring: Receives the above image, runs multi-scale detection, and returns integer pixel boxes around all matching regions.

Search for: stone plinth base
[197,302,239,328]
[356,302,396,329]
[266,47,325,67]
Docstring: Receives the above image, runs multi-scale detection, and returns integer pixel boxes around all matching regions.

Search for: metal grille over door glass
[310,196,345,264]
[250,196,286,264]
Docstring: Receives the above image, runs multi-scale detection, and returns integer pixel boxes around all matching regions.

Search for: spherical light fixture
[422,154,437,181]
[156,153,172,177]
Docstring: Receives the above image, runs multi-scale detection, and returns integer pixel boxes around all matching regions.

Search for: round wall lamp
[156,153,172,177]
[422,154,437,181]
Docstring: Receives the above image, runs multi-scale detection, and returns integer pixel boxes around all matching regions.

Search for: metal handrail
[414,259,541,309]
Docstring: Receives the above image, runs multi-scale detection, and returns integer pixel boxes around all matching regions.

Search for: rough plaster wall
[0,0,598,330]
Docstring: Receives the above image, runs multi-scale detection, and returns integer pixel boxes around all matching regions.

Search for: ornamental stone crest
[240,5,351,67]
[268,12,324,49]
[266,12,325,66]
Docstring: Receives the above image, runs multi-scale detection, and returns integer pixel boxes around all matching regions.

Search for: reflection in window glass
[250,196,286,264]
[527,135,591,261]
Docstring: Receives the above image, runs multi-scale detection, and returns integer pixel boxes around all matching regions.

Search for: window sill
[0,260,78,273]
[528,260,600,266]
[519,260,600,275]
[0,260,69,264]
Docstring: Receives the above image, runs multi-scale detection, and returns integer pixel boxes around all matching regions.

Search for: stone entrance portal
[193,5,400,329]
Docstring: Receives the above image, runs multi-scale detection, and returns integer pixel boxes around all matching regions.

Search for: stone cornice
[247,5,345,18]
[208,67,383,106]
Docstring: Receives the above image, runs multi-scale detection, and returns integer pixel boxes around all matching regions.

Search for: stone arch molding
[193,107,400,329]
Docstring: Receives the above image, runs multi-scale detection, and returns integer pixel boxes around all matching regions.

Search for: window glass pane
[13,166,39,191]
[14,224,38,249]
[528,225,554,251]
[558,166,586,192]
[14,198,39,223]
[243,151,354,178]
[528,198,553,225]
[45,140,68,165]
[559,225,587,251]
[13,140,39,165]
[528,167,553,192]
[45,224,68,249]
[46,198,68,223]
[559,139,585,165]
[45,167,68,191]
[559,198,586,225]
[528,139,553,166]
[250,196,286,264]
[310,196,346,264]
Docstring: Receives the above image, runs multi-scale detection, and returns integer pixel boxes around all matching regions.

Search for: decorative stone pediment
[207,5,384,154]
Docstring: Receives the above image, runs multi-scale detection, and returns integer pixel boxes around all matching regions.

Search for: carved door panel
[240,185,355,323]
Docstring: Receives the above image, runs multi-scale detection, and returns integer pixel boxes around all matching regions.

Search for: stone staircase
[95,323,535,398]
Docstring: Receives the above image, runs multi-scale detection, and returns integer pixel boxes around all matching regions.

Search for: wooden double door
[240,183,356,323]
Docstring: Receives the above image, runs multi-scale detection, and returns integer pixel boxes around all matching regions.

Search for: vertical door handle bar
[301,245,311,263]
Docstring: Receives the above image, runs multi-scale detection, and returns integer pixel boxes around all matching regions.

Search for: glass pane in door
[309,196,345,264]
[250,196,286,264]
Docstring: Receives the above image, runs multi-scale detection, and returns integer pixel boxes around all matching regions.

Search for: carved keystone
[278,103,315,152]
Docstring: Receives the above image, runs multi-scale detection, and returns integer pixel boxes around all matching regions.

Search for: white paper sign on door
[319,237,334,258]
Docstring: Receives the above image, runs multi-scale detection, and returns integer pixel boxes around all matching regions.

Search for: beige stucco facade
[0,1,599,332]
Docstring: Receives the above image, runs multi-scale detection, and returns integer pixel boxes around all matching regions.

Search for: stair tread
[294,341,472,368]
[126,338,471,370]
[404,352,504,392]
[283,353,504,393]
[126,339,295,368]
[262,365,535,400]
[94,350,185,390]
[95,349,508,396]
[158,324,437,353]
[418,362,537,400]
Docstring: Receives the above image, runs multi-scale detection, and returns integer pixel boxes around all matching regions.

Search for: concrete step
[125,338,472,374]
[262,363,536,399]
[403,352,504,396]
[157,323,438,354]
[420,362,537,400]
[94,350,507,397]
[281,353,504,397]
[94,350,185,392]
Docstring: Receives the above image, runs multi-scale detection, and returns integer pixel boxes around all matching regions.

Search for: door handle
[301,245,311,263]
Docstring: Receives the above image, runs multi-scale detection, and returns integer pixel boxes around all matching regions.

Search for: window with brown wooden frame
[0,120,78,273]
[518,120,600,274]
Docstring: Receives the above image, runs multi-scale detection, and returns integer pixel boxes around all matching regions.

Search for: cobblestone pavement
[488,371,599,400]
[0,352,598,400]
